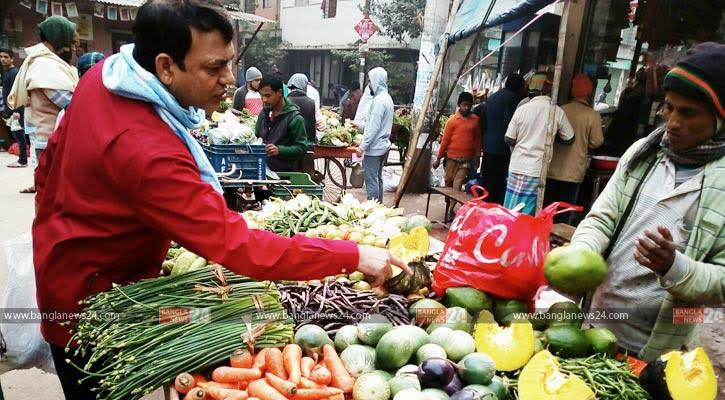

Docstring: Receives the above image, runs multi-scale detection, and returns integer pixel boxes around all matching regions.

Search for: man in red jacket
[33,1,406,397]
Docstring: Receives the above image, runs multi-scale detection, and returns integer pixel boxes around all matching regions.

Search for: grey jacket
[359,67,393,157]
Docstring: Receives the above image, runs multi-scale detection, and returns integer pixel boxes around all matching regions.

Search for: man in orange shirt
[433,92,482,191]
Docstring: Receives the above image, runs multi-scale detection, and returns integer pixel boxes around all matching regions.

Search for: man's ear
[155,53,175,85]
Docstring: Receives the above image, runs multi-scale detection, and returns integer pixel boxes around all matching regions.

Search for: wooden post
[536,0,571,213]
[393,0,461,206]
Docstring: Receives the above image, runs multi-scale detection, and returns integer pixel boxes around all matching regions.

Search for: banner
[74,14,93,41]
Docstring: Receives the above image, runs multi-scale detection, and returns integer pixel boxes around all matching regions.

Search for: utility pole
[360,0,371,88]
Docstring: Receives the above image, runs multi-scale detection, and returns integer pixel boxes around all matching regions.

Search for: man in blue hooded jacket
[356,67,393,202]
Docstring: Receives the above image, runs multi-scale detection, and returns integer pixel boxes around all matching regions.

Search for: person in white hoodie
[355,67,393,202]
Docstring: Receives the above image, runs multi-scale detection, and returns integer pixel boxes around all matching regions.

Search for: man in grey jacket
[355,67,393,202]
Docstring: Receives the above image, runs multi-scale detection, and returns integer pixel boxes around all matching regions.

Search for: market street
[2,0,725,398]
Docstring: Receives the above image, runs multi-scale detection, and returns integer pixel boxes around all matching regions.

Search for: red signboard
[354,15,378,43]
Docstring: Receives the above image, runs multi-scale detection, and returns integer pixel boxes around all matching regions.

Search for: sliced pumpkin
[473,310,535,371]
[388,226,430,264]
[519,350,595,400]
[665,348,717,400]
[384,261,432,296]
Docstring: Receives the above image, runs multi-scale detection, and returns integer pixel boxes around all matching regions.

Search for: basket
[591,156,619,170]
[201,142,266,180]
[271,172,324,200]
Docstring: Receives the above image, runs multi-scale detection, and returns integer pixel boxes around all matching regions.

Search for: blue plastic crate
[201,142,267,180]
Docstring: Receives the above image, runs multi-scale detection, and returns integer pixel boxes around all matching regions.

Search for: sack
[432,186,580,300]
[0,232,55,372]
[350,163,364,188]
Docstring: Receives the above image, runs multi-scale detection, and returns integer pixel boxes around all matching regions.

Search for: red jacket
[33,62,359,347]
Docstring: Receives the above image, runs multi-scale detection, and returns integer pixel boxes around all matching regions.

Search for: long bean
[278,279,412,335]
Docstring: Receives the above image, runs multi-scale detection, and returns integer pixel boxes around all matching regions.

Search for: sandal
[20,186,36,194]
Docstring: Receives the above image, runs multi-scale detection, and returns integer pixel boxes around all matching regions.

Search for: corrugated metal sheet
[449,0,554,43]
[227,11,276,24]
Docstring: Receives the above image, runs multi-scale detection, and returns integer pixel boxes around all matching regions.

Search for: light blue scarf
[102,44,222,193]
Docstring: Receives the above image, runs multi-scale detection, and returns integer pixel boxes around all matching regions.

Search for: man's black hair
[505,74,525,93]
[458,91,474,105]
[0,48,13,57]
[350,81,361,91]
[132,0,233,73]
[260,75,284,92]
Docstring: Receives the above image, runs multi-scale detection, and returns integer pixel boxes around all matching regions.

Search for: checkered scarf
[629,124,725,170]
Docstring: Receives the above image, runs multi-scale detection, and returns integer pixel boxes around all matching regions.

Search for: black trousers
[50,344,98,400]
[544,178,581,224]
[480,153,510,205]
[12,130,28,165]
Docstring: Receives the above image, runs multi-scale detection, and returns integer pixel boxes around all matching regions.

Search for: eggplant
[418,358,456,388]
[450,387,497,400]
[442,373,464,395]
[450,388,486,400]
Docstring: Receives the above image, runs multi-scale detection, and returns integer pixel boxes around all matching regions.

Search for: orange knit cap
[571,73,594,98]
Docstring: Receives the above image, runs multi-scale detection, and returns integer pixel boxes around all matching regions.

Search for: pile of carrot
[175,344,354,400]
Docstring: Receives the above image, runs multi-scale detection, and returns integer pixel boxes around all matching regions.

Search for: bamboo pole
[536,0,571,213]
[392,0,461,206]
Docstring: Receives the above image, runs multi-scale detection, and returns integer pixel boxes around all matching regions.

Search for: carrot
[183,387,206,400]
[283,344,303,384]
[238,381,249,390]
[300,357,315,378]
[252,348,268,371]
[265,373,297,396]
[247,398,260,400]
[290,387,344,400]
[298,377,322,389]
[175,372,196,394]
[264,347,287,380]
[198,382,248,400]
[193,373,208,386]
[246,379,289,400]
[308,365,331,386]
[224,392,250,400]
[212,367,263,384]
[326,395,344,400]
[231,348,254,369]
[322,344,354,393]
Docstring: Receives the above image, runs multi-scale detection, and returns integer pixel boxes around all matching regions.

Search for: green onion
[69,266,293,400]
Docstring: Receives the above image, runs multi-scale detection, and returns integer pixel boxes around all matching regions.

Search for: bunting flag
[36,0,48,15]
[94,3,105,18]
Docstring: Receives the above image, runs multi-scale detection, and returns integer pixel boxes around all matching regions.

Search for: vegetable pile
[174,343,351,400]
[70,266,293,400]
[194,109,261,145]
[318,109,362,147]
[278,279,413,336]
[244,194,415,243]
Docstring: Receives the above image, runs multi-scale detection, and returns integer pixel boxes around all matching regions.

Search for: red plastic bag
[7,143,29,157]
[432,186,581,301]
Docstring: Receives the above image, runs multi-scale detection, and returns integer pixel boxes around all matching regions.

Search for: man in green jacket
[256,75,307,172]
[570,42,725,361]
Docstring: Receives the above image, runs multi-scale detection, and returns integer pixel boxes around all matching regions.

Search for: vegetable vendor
[32,1,408,398]
[255,75,309,172]
[570,42,725,362]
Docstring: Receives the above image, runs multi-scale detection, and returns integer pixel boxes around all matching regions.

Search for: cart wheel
[314,158,346,202]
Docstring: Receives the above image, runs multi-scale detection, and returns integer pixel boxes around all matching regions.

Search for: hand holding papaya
[356,245,411,287]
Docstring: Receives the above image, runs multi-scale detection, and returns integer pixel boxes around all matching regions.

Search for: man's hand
[356,245,411,287]
[354,147,363,157]
[266,144,279,157]
[12,112,19,119]
[432,158,441,170]
[634,226,677,275]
